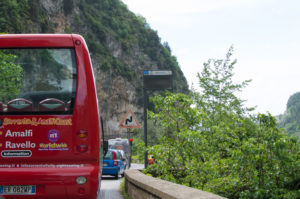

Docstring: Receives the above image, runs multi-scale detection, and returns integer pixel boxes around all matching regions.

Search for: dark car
[102,149,125,179]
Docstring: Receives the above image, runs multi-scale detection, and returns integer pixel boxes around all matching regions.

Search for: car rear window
[104,150,113,160]
[104,150,122,160]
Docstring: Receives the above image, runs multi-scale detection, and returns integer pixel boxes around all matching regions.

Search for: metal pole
[143,88,148,169]
[129,139,132,169]
[127,129,131,169]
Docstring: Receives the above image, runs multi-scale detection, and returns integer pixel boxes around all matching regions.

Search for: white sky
[122,0,300,115]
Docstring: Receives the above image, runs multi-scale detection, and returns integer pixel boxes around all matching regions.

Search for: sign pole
[127,128,131,168]
[143,88,148,169]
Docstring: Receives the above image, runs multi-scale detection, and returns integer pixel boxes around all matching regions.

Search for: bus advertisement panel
[0,34,102,199]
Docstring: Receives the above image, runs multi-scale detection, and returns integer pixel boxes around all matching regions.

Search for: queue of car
[102,149,127,179]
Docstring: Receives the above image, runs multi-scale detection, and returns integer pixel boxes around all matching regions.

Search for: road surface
[100,163,143,199]
[100,175,123,199]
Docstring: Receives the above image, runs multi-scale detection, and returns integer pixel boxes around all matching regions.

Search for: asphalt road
[100,176,123,199]
[100,163,144,199]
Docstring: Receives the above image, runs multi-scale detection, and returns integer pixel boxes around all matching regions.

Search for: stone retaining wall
[125,169,227,199]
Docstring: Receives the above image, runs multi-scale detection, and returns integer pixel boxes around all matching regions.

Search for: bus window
[0,34,101,199]
[0,48,76,114]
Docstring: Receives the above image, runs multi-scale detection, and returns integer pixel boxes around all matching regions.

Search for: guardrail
[125,169,227,199]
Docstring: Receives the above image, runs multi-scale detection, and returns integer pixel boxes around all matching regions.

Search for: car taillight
[77,130,88,138]
[77,144,88,153]
[113,151,117,166]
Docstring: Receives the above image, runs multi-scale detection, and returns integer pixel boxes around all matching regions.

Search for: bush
[144,48,300,198]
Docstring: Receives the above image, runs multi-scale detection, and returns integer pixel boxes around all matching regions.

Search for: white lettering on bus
[5,129,33,137]
[5,141,36,149]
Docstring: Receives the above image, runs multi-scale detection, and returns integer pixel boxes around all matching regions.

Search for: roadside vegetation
[120,178,130,199]
[137,47,300,199]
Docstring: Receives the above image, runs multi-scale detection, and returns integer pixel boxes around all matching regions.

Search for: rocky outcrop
[1,0,189,136]
[37,0,146,135]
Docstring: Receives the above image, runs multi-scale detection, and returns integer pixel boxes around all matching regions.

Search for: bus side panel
[72,34,101,161]
[71,34,101,197]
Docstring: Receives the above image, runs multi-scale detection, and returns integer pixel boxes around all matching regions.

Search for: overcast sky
[122,0,300,115]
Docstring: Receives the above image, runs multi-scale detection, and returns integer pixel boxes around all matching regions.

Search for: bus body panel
[0,34,74,48]
[0,165,99,199]
[0,34,101,199]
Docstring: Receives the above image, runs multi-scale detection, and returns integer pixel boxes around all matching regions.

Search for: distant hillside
[278,91,300,139]
[0,0,189,135]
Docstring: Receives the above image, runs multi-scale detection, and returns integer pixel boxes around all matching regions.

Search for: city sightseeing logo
[39,129,69,151]
[47,129,60,142]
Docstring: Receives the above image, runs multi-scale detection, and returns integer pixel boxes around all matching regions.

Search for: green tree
[145,48,300,199]
[0,0,29,33]
[0,51,23,101]
[195,46,252,119]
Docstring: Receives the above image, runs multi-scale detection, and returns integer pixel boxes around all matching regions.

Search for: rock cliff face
[0,0,189,136]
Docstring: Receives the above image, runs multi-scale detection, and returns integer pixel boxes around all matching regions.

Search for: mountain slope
[278,91,300,139]
[0,0,189,135]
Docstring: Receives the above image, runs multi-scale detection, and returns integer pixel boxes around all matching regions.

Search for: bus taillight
[77,144,88,153]
[78,187,85,195]
[77,130,88,138]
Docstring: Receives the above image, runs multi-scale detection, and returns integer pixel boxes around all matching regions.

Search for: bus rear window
[0,48,77,114]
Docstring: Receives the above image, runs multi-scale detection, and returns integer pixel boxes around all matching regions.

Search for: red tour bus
[0,34,103,199]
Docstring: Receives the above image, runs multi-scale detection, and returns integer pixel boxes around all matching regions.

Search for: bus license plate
[0,185,36,195]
